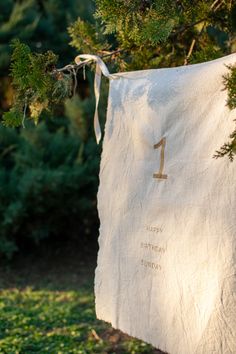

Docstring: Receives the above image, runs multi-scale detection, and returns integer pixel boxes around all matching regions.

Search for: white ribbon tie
[74,54,117,144]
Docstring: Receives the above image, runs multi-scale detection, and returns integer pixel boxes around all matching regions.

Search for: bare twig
[55,60,89,73]
[183,20,207,65]
[171,18,207,38]
[54,48,123,74]
[210,0,220,9]
[184,39,196,65]
[50,48,123,97]
[100,48,123,58]
[71,66,78,96]
[22,98,27,128]
[91,328,103,342]
[210,0,224,11]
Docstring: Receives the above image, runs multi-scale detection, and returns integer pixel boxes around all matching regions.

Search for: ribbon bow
[74,54,117,144]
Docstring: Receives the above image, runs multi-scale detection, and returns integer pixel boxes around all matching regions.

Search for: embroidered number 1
[153,137,168,179]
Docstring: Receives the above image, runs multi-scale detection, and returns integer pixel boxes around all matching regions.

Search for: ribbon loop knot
[74,54,117,144]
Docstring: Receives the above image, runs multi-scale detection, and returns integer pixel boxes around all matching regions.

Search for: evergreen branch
[2,39,123,129]
[213,140,235,161]
[183,0,225,65]
[214,64,236,160]
[52,48,124,95]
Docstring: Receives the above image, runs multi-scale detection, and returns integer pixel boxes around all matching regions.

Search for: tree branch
[170,18,207,38]
[54,49,123,74]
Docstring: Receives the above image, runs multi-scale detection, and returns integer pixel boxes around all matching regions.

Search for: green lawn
[0,242,163,354]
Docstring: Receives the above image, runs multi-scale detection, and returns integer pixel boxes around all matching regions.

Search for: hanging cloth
[75,52,236,354]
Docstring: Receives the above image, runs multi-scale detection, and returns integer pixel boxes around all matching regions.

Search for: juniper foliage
[214,64,236,160]
[2,39,71,127]
[2,0,236,159]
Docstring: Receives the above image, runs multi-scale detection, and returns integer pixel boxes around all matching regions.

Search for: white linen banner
[90,53,236,354]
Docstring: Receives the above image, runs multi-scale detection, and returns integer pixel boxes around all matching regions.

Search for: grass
[0,287,153,353]
[0,240,164,354]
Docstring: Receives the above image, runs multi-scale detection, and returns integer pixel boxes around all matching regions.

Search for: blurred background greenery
[0,0,103,260]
